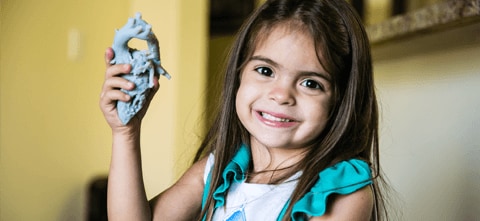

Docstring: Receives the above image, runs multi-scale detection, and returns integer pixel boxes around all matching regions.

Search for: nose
[268,81,295,105]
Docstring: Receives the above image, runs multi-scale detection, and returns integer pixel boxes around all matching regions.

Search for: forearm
[107,130,151,221]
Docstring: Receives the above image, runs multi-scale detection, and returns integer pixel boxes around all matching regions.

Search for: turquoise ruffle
[202,144,372,220]
[212,144,251,208]
[278,159,372,220]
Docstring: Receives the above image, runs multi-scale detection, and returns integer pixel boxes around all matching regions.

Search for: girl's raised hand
[99,47,159,134]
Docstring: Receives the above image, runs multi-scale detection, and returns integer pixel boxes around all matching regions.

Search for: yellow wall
[0,0,207,220]
[129,0,208,196]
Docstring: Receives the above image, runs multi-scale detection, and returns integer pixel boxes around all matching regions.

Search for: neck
[247,139,307,184]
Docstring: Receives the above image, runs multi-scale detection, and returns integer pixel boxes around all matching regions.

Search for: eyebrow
[250,55,332,83]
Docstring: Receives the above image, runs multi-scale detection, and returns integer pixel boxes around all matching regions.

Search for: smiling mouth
[260,112,294,122]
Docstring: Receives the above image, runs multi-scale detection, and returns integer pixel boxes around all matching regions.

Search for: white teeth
[261,112,292,122]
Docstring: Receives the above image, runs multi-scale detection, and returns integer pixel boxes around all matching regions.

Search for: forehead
[248,21,327,63]
[254,24,314,56]
[253,21,311,48]
[249,22,328,72]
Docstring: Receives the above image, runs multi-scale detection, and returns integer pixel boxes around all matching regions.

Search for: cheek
[306,98,332,127]
[235,83,248,117]
[235,89,242,114]
[235,76,255,108]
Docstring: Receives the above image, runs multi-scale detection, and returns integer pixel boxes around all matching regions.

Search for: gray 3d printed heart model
[110,13,170,125]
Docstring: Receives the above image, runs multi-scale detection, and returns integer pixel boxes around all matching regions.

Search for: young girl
[100,0,389,220]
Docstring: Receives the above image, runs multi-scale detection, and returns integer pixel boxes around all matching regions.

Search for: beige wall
[0,0,207,220]
[373,22,480,220]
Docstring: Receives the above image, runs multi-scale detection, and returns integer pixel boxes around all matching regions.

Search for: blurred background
[1,0,479,220]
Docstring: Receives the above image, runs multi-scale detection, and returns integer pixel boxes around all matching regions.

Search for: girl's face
[236,25,332,151]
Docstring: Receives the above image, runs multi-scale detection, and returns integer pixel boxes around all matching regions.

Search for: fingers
[102,77,135,96]
[101,54,135,108]
[147,77,160,102]
[101,75,135,105]
[105,47,115,67]
[151,76,160,93]
[103,53,133,89]
[105,63,131,78]
[100,47,162,126]
[100,77,134,105]
[100,88,130,106]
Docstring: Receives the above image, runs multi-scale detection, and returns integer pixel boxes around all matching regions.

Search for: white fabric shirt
[204,154,300,221]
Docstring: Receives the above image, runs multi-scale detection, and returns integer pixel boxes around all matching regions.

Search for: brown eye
[255,67,274,77]
[301,79,323,90]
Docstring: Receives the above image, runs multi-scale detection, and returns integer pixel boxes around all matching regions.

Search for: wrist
[111,118,142,136]
[111,126,141,148]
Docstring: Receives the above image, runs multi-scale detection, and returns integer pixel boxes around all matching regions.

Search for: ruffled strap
[205,144,250,209]
[278,159,372,221]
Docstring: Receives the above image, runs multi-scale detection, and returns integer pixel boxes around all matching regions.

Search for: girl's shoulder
[285,159,373,220]
[316,159,372,192]
[308,185,374,221]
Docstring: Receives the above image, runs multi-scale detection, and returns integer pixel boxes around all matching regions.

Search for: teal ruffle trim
[279,159,373,220]
[212,144,251,208]
[203,144,372,220]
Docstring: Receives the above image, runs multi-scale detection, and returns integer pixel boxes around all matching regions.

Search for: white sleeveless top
[204,154,301,221]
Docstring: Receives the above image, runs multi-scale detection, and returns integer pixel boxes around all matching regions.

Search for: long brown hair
[195,0,389,220]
